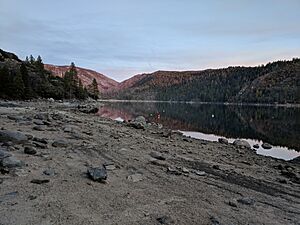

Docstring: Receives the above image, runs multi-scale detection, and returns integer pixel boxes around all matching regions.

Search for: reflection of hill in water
[99,102,300,151]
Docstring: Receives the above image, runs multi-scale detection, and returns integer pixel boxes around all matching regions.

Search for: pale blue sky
[0,0,299,81]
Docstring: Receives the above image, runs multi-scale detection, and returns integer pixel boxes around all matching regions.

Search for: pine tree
[63,62,79,99]
[12,70,25,99]
[88,78,99,99]
[35,55,44,71]
[29,55,35,64]
[20,63,33,99]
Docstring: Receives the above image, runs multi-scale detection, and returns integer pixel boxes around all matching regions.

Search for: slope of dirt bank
[0,100,299,225]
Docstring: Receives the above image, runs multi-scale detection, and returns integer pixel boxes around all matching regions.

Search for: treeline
[0,49,99,100]
[113,58,300,104]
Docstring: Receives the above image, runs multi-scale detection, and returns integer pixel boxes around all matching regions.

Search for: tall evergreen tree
[88,78,99,99]
[29,55,35,64]
[35,55,44,71]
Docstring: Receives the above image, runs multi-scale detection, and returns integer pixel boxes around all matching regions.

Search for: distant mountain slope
[108,59,300,104]
[45,64,119,94]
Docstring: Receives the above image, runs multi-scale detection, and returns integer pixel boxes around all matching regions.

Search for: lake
[98,101,300,161]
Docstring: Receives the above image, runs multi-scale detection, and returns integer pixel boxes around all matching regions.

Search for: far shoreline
[98,99,300,108]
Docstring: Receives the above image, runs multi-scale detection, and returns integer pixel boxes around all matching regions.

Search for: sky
[0,0,300,81]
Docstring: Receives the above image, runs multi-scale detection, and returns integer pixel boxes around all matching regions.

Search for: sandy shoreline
[0,100,299,225]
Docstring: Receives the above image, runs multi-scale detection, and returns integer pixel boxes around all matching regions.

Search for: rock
[253,144,259,149]
[33,142,47,149]
[134,116,146,124]
[181,167,189,173]
[33,120,45,125]
[78,104,99,114]
[0,130,28,143]
[33,126,45,131]
[194,170,206,176]
[149,152,166,160]
[63,126,72,133]
[87,167,107,182]
[210,216,222,225]
[128,116,147,129]
[0,156,23,168]
[218,138,228,144]
[24,146,37,155]
[34,113,49,121]
[167,167,182,175]
[103,163,116,170]
[127,173,143,182]
[52,139,68,148]
[233,139,251,148]
[262,143,272,149]
[43,168,55,176]
[228,200,238,207]
[0,149,12,159]
[33,137,48,144]
[157,216,174,224]
[237,197,255,206]
[30,179,50,184]
[7,115,25,121]
[48,98,55,102]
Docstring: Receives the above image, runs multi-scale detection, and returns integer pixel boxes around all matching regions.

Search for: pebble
[127,173,143,182]
[24,146,37,155]
[87,167,107,182]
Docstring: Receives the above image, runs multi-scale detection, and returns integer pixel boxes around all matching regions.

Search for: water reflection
[97,102,300,160]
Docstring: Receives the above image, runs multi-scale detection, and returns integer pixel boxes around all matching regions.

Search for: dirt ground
[0,100,299,225]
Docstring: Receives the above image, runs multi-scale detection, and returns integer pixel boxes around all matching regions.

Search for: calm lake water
[98,102,300,161]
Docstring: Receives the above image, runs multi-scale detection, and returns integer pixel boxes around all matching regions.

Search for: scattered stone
[128,116,147,129]
[33,137,48,144]
[167,167,182,175]
[78,104,99,114]
[7,115,25,121]
[33,142,47,149]
[52,139,68,148]
[34,113,49,121]
[149,152,166,160]
[181,167,189,173]
[237,197,255,206]
[24,146,37,155]
[194,170,206,176]
[212,165,220,170]
[262,143,272,149]
[228,200,238,207]
[33,126,45,131]
[0,156,23,168]
[63,126,72,133]
[0,149,12,159]
[218,138,228,144]
[210,216,222,225]
[28,195,37,200]
[157,216,174,224]
[33,120,45,125]
[0,130,28,143]
[233,139,251,148]
[43,168,55,176]
[253,144,259,149]
[31,179,50,184]
[277,178,288,184]
[103,163,116,170]
[127,173,143,182]
[87,167,107,182]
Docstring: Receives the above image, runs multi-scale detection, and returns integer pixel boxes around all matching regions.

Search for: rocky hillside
[107,59,300,104]
[44,64,119,94]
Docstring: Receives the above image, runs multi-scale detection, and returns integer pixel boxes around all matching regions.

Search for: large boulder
[128,116,147,129]
[0,156,23,168]
[233,139,251,148]
[262,143,272,149]
[0,130,28,143]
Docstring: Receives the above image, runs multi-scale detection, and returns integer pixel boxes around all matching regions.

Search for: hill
[108,59,300,104]
[44,64,119,94]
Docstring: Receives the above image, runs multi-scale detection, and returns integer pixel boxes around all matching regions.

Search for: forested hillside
[0,49,98,100]
[109,59,300,104]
